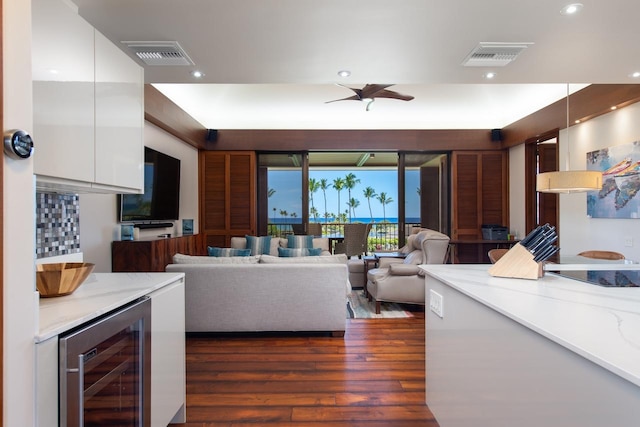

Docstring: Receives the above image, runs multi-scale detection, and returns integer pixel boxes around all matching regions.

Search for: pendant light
[536,84,602,193]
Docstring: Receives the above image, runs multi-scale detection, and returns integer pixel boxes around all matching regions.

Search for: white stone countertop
[37,272,184,343]
[420,264,640,387]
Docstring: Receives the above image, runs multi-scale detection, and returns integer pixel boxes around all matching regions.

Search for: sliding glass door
[257,151,448,251]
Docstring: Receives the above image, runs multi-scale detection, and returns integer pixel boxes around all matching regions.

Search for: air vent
[462,42,533,67]
[121,41,194,66]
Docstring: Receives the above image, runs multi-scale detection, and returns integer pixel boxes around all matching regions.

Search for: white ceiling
[73,0,640,130]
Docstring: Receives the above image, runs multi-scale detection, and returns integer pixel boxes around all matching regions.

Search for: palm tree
[310,206,319,221]
[376,192,393,223]
[332,178,345,222]
[309,178,319,212]
[363,186,377,222]
[320,179,329,223]
[272,207,277,224]
[348,197,360,220]
[344,173,360,222]
[268,188,276,198]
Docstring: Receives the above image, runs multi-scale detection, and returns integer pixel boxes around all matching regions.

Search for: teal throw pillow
[245,235,272,255]
[287,234,314,249]
[278,247,322,257]
[207,246,251,257]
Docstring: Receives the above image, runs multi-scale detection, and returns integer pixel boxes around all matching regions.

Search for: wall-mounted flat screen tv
[118,147,180,223]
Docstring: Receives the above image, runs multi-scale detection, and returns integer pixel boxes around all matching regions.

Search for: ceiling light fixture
[191,70,205,78]
[484,72,497,79]
[630,71,640,78]
[560,3,583,15]
[536,84,602,193]
[337,70,351,78]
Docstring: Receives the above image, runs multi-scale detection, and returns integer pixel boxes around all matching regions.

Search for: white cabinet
[94,31,144,191]
[32,0,143,194]
[150,279,187,425]
[35,337,58,427]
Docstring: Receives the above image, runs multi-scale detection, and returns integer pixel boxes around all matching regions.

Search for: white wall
[3,0,37,425]
[80,122,199,272]
[508,143,526,240]
[509,102,640,261]
[558,102,640,261]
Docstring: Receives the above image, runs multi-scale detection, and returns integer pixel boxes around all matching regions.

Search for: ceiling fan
[326,84,414,111]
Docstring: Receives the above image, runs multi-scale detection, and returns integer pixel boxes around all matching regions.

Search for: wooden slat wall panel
[201,153,227,230]
[481,152,507,225]
[452,152,480,240]
[229,154,254,230]
[200,151,256,247]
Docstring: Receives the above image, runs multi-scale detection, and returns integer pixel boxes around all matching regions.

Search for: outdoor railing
[268,222,421,252]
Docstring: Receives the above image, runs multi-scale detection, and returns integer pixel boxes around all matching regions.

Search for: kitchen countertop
[420,264,640,387]
[37,272,184,343]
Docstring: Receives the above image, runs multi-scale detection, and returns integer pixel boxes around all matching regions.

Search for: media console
[112,234,205,272]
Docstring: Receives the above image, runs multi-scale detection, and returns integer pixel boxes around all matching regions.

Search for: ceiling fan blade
[360,84,395,98]
[325,94,361,103]
[374,89,414,101]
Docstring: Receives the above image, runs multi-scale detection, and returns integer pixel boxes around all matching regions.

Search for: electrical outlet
[429,290,444,318]
[625,237,633,247]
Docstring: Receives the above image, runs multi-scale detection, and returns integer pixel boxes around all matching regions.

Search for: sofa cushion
[231,236,281,256]
[173,253,260,264]
[245,235,272,255]
[287,235,314,249]
[260,253,348,264]
[278,247,322,257]
[207,247,252,257]
[403,250,424,265]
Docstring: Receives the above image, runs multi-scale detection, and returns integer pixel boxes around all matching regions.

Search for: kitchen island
[36,272,186,427]
[421,264,640,427]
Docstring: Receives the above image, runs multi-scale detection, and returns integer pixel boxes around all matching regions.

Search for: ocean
[270,217,420,224]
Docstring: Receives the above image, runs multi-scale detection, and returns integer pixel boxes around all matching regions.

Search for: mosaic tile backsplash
[36,192,81,258]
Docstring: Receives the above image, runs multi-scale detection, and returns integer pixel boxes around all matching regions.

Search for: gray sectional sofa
[165,250,350,336]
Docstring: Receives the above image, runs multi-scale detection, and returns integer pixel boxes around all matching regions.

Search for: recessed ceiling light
[484,72,497,79]
[191,70,205,78]
[575,119,581,124]
[611,106,617,111]
[561,3,583,15]
[337,70,351,78]
[630,71,640,78]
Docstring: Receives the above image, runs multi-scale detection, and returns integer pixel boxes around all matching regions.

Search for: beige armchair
[366,229,450,314]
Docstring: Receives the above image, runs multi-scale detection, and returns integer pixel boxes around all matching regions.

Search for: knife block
[488,243,544,280]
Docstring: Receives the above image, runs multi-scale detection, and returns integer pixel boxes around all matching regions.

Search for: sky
[267,169,420,220]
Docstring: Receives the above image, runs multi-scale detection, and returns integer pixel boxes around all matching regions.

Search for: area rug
[347,290,414,319]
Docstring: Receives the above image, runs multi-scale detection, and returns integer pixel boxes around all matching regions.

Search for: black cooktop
[553,270,640,287]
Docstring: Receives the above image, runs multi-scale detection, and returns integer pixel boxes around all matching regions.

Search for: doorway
[525,132,559,236]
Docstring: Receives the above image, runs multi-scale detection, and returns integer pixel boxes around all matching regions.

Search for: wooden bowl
[36,262,95,297]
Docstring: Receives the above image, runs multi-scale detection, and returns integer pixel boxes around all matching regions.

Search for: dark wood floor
[170,309,439,426]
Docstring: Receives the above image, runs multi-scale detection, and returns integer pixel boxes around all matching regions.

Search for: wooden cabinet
[451,151,508,262]
[200,151,256,247]
[111,234,204,272]
[32,0,143,194]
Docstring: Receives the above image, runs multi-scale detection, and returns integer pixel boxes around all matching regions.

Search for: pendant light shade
[536,84,603,193]
[536,170,602,193]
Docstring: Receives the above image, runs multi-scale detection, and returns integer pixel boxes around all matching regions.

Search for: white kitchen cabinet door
[94,30,144,193]
[35,336,58,427]
[32,0,95,187]
[150,279,187,426]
